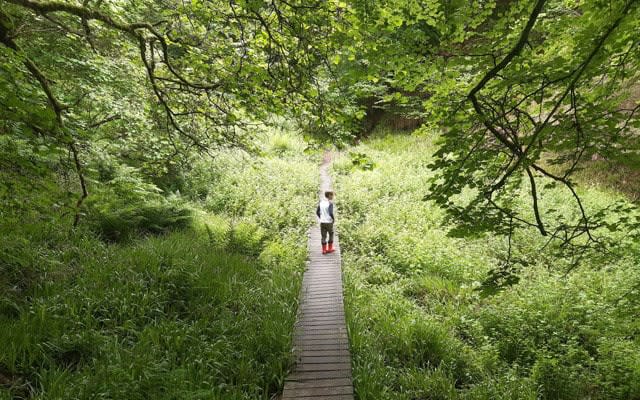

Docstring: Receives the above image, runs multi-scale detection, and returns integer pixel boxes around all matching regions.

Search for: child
[316,191,335,254]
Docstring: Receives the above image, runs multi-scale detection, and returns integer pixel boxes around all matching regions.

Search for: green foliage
[90,201,193,243]
[184,147,318,237]
[0,230,304,399]
[264,125,308,156]
[228,220,266,256]
[349,151,376,170]
[2,0,640,399]
[314,0,640,246]
[420,0,640,241]
[335,132,640,400]
[83,163,193,242]
[195,212,232,250]
[0,136,317,399]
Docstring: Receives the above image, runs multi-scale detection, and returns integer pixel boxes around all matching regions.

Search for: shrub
[531,353,590,400]
[84,162,194,243]
[350,151,376,170]
[197,213,231,249]
[91,201,193,243]
[228,220,266,256]
[185,150,317,238]
[594,339,640,399]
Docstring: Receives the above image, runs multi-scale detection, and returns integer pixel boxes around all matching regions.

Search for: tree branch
[526,167,547,235]
[468,0,547,99]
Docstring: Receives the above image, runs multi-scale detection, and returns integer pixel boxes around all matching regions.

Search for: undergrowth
[334,127,640,400]
[0,132,318,399]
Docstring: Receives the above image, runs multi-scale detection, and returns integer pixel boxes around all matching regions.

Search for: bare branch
[526,167,547,235]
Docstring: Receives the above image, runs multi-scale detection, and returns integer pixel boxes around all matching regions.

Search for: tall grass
[334,129,640,400]
[0,228,306,399]
[1,135,319,399]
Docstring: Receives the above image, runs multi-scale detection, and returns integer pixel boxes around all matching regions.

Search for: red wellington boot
[327,243,335,253]
[322,244,328,254]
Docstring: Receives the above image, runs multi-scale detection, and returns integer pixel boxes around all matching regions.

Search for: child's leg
[324,223,335,253]
[320,223,328,244]
[320,223,329,254]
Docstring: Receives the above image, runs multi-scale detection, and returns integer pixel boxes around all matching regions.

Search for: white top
[317,199,335,223]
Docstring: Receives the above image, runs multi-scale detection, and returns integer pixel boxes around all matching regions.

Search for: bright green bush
[266,131,307,156]
[184,149,317,236]
[194,211,231,249]
[228,220,266,256]
[90,201,193,242]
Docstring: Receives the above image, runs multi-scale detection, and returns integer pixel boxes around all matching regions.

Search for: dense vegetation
[335,126,640,400]
[1,0,639,398]
[1,132,318,399]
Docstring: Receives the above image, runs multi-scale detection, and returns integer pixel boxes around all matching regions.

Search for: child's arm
[316,204,321,219]
[328,203,334,222]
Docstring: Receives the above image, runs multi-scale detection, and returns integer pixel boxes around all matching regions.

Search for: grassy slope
[0,134,318,399]
[334,128,640,400]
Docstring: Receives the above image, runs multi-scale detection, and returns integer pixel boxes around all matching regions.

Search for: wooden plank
[301,301,343,307]
[295,339,349,347]
[296,355,352,364]
[296,326,346,334]
[284,396,353,400]
[300,308,344,315]
[304,289,342,295]
[293,341,350,351]
[299,311,345,318]
[298,328,347,339]
[281,158,353,400]
[303,277,341,283]
[300,303,344,309]
[294,362,351,373]
[299,307,345,314]
[303,279,341,284]
[304,287,343,293]
[303,277,341,282]
[296,350,350,357]
[298,319,346,326]
[303,296,343,302]
[295,330,348,338]
[299,310,344,317]
[305,291,344,297]
[295,336,347,343]
[283,385,353,397]
[299,311,344,317]
[303,291,341,297]
[298,312,346,318]
[286,369,352,380]
[298,317,346,324]
[305,270,341,274]
[293,343,350,352]
[300,302,344,308]
[284,377,352,389]
[295,325,347,333]
[296,318,347,325]
[303,279,342,284]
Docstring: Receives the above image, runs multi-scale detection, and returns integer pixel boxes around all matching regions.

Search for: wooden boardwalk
[281,158,354,400]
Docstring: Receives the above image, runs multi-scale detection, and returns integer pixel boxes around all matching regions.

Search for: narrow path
[281,154,354,400]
